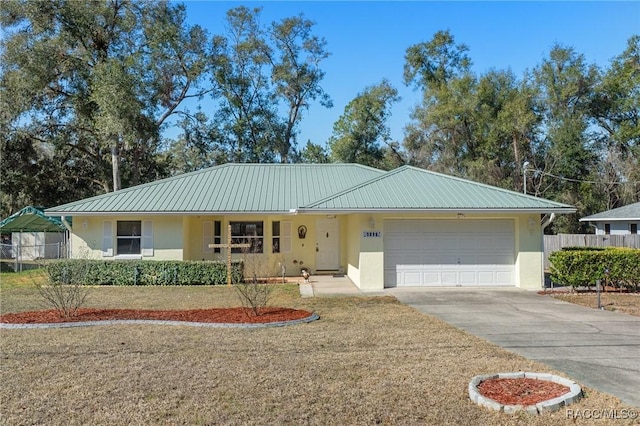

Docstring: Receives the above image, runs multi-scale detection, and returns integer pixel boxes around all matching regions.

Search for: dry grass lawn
[550,292,640,317]
[1,277,637,425]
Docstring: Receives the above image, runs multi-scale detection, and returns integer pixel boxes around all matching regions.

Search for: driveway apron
[386,287,640,408]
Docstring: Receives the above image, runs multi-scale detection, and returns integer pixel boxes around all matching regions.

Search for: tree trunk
[512,134,521,191]
[111,142,121,192]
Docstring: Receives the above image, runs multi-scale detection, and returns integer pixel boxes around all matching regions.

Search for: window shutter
[102,221,113,257]
[281,221,292,253]
[142,220,153,257]
[203,221,213,253]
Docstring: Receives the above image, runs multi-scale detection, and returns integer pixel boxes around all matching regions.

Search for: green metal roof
[579,202,640,222]
[300,166,576,213]
[0,206,67,232]
[45,163,575,215]
[45,163,385,215]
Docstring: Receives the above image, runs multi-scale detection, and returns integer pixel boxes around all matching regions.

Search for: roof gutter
[45,207,577,216]
[295,207,577,215]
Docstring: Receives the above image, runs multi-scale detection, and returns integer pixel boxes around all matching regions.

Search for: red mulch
[478,378,570,406]
[0,307,313,324]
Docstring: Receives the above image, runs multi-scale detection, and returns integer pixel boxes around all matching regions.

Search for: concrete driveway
[386,287,640,408]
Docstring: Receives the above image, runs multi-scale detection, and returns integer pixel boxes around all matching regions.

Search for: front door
[316,218,340,271]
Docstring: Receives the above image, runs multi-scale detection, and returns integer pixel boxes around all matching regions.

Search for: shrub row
[46,260,244,286]
[549,247,640,290]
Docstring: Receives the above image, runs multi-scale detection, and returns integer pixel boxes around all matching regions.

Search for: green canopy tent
[0,206,69,271]
[0,206,67,233]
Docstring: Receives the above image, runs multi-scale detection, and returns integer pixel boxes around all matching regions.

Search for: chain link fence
[0,242,69,272]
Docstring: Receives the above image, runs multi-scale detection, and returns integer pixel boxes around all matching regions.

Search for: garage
[384,219,515,287]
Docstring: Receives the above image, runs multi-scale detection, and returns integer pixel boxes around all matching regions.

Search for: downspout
[541,213,555,289]
[541,213,555,230]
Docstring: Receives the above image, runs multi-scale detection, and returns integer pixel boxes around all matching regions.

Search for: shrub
[549,248,640,290]
[46,260,244,286]
[233,253,280,316]
[36,260,91,318]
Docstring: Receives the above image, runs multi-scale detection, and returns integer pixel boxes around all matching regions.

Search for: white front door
[316,218,340,271]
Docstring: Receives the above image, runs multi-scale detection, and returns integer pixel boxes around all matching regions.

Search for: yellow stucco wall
[70,215,183,260]
[182,214,347,278]
[69,212,545,290]
[348,212,545,291]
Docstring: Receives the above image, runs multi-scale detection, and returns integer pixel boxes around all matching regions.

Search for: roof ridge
[303,164,573,209]
[400,165,573,206]
[303,166,408,208]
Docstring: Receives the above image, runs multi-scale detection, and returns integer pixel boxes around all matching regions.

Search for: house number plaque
[362,231,382,238]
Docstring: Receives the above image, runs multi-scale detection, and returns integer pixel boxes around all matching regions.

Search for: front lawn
[1,284,636,425]
[550,292,640,317]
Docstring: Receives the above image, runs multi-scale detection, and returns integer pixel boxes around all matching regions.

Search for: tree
[208,6,331,163]
[402,31,476,176]
[298,140,329,163]
[589,35,640,206]
[327,79,400,168]
[268,13,332,162]
[0,0,211,197]
[532,44,600,232]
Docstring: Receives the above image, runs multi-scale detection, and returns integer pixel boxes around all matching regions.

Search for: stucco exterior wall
[348,212,545,291]
[68,212,547,290]
[514,214,544,290]
[183,214,342,278]
[70,215,183,260]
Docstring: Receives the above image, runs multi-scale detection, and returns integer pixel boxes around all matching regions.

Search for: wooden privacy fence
[544,234,640,270]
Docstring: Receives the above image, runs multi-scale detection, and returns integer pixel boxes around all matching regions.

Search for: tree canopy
[1,1,638,233]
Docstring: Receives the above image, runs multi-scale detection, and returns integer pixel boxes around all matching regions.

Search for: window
[272,221,292,253]
[214,221,222,253]
[631,223,638,235]
[230,221,263,253]
[117,221,141,255]
[604,223,611,235]
[272,221,280,253]
[203,220,222,254]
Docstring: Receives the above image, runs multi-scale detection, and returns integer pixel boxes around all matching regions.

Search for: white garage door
[384,220,514,287]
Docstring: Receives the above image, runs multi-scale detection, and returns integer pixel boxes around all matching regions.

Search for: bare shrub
[36,259,91,318]
[233,252,281,316]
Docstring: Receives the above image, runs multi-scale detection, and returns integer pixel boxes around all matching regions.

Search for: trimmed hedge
[549,247,640,290]
[46,260,244,286]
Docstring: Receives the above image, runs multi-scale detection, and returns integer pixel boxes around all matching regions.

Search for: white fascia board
[295,207,577,215]
[579,217,639,222]
[44,210,298,216]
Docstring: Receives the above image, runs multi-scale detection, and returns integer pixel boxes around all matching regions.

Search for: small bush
[549,247,640,290]
[36,260,91,318]
[233,253,280,316]
[46,260,244,286]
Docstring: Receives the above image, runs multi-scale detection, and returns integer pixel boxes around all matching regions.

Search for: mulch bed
[0,307,313,324]
[478,377,570,406]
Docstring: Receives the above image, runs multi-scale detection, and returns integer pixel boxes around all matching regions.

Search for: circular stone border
[469,372,583,415]
[0,312,320,330]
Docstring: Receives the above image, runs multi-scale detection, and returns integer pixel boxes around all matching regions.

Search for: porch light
[368,216,375,229]
[457,213,465,219]
[528,217,536,231]
[82,219,88,230]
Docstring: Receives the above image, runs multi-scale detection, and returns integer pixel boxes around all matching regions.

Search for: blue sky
[180,1,639,149]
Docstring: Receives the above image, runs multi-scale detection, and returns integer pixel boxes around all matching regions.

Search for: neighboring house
[45,164,576,290]
[0,206,68,260]
[579,202,640,235]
